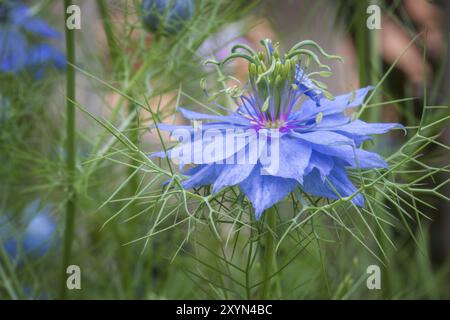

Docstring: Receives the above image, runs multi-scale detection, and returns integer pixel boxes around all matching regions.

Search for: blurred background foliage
[0,0,449,299]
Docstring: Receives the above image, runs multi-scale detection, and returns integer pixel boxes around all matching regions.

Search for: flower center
[262,118,286,129]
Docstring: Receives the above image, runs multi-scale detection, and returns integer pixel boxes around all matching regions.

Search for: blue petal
[262,136,311,184]
[291,130,355,147]
[315,114,351,127]
[181,164,221,189]
[311,145,388,169]
[165,129,258,165]
[302,166,365,207]
[301,86,373,118]
[311,118,402,147]
[239,165,298,219]
[11,5,61,38]
[349,149,388,169]
[304,152,335,180]
[340,134,372,147]
[149,150,168,159]
[332,120,404,135]
[0,26,27,73]
[212,164,255,193]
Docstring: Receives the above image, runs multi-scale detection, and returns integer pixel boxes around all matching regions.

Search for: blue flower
[153,40,403,218]
[0,1,65,77]
[142,0,194,35]
[1,200,57,260]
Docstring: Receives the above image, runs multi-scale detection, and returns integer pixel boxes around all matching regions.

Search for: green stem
[60,0,77,299]
[355,0,382,155]
[355,0,382,121]
[97,0,119,66]
[355,0,369,88]
[368,0,381,123]
[259,206,279,299]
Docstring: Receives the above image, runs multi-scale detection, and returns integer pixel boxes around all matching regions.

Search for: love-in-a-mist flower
[153,39,403,218]
[0,0,65,78]
[142,0,194,35]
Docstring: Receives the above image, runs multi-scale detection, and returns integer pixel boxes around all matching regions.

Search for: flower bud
[142,0,194,36]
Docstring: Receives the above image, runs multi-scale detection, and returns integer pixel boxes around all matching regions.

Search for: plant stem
[60,0,77,299]
[355,0,381,123]
[368,0,381,123]
[97,0,119,65]
[259,206,279,299]
[355,0,369,88]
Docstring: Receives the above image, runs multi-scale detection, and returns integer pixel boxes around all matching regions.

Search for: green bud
[261,96,270,112]
[289,58,298,80]
[274,48,279,60]
[284,59,291,78]
[275,74,283,89]
[258,64,265,75]
[249,63,257,79]
[274,61,282,78]
[258,52,264,61]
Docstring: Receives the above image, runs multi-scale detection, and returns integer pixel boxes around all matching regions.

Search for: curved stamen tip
[204,59,220,66]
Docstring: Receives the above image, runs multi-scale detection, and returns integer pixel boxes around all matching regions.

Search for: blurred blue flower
[142,0,194,35]
[153,40,403,218]
[1,200,57,260]
[0,1,65,78]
